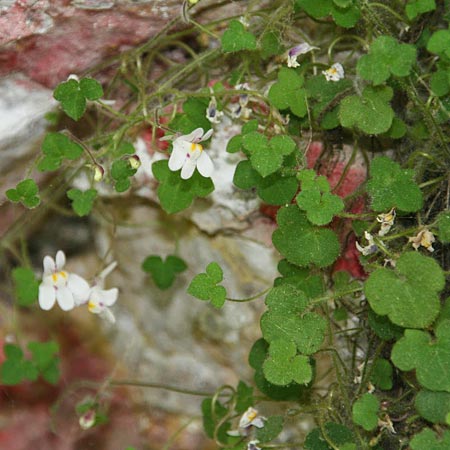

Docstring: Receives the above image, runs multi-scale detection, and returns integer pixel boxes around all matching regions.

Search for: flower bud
[79,409,96,430]
[93,165,105,182]
[128,155,141,170]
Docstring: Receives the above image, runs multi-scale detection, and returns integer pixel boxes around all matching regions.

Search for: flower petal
[39,284,56,310]
[181,159,196,179]
[102,307,116,324]
[98,261,117,282]
[43,255,55,275]
[68,273,90,305]
[55,250,66,270]
[200,128,213,142]
[182,128,205,143]
[168,144,187,171]
[196,152,214,178]
[56,286,75,311]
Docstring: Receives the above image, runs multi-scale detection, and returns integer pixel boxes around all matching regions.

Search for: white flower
[409,229,435,252]
[355,231,378,256]
[86,261,119,323]
[378,415,396,434]
[377,208,396,236]
[38,250,90,311]
[239,407,266,429]
[322,63,345,81]
[206,96,223,124]
[248,440,261,450]
[168,128,214,179]
[287,43,319,68]
[79,409,96,430]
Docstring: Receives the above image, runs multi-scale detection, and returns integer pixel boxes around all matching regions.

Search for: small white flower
[355,231,378,256]
[168,128,214,179]
[38,250,90,311]
[79,409,96,430]
[206,96,223,124]
[87,262,119,323]
[409,229,435,252]
[239,407,266,429]
[377,208,396,236]
[248,440,261,450]
[322,63,345,81]
[378,415,396,434]
[287,43,319,68]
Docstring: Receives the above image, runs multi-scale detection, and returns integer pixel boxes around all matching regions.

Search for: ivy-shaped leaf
[406,0,436,20]
[169,98,211,134]
[296,169,344,225]
[352,393,379,431]
[111,159,137,192]
[295,0,360,28]
[268,68,308,118]
[28,341,60,384]
[430,68,450,97]
[0,344,38,385]
[365,252,444,329]
[368,310,403,341]
[242,132,296,177]
[152,160,214,214]
[263,339,312,385]
[141,255,187,290]
[235,381,254,414]
[12,267,39,307]
[357,36,416,85]
[339,86,394,135]
[67,188,97,217]
[370,358,393,390]
[410,428,450,450]
[415,390,450,424]
[221,20,257,53]
[305,423,355,450]
[54,77,103,121]
[187,262,227,308]
[6,179,40,208]
[260,284,326,355]
[366,156,423,212]
[427,30,450,58]
[255,415,284,443]
[391,320,450,392]
[272,205,340,268]
[226,119,259,154]
[260,32,284,59]
[201,397,231,441]
[38,132,83,172]
[233,160,298,205]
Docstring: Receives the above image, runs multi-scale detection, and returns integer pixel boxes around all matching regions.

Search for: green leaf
[430,69,450,97]
[261,32,284,59]
[67,188,97,217]
[255,415,284,443]
[249,339,308,401]
[272,205,340,268]
[141,255,187,290]
[187,262,227,308]
[263,339,312,385]
[296,169,344,225]
[79,78,104,100]
[370,358,393,390]
[437,210,450,243]
[305,423,355,450]
[12,267,39,307]
[365,252,444,328]
[6,179,40,208]
[368,310,403,341]
[352,393,379,431]
[295,0,360,28]
[410,428,450,450]
[406,0,436,19]
[268,68,308,118]
[221,20,257,53]
[28,341,60,384]
[261,284,326,355]
[0,344,38,385]
[242,132,296,177]
[201,397,230,441]
[415,390,450,424]
[357,36,416,85]
[111,159,137,193]
[366,156,423,212]
[339,86,394,135]
[38,132,83,171]
[391,320,450,392]
[427,30,450,58]
[152,160,214,214]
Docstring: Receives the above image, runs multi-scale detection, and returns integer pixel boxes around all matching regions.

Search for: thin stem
[226,287,271,303]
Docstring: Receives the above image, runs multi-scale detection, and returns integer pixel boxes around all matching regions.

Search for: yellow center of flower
[247,411,257,421]
[52,271,68,283]
[190,143,203,152]
[88,301,96,312]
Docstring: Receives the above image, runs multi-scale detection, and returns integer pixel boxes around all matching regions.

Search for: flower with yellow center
[38,250,90,311]
[377,208,396,236]
[409,229,435,252]
[168,128,214,179]
[322,63,345,82]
